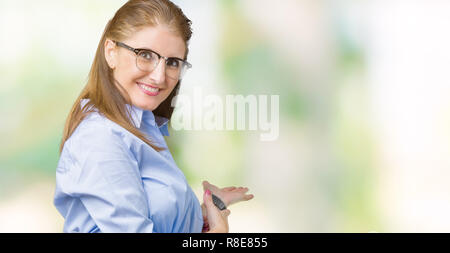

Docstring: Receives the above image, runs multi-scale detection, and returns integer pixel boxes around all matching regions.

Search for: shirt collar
[127,104,169,129]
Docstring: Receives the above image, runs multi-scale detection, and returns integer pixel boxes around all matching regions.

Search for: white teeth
[139,84,159,93]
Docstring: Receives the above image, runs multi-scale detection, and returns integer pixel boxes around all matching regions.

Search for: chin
[133,99,160,111]
[142,103,160,111]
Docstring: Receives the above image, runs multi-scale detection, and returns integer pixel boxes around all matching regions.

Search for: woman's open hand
[202,180,254,207]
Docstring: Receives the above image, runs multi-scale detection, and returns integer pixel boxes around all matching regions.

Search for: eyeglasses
[114,41,192,80]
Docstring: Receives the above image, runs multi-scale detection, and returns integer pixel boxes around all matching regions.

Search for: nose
[148,58,166,85]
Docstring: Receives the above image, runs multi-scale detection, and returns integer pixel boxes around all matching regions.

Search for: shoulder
[59,112,140,180]
[64,111,131,157]
[71,112,115,140]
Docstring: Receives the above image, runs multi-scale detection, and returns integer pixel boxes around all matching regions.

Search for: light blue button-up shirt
[53,99,204,233]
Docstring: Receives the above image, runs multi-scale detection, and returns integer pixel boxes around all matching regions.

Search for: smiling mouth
[137,82,161,96]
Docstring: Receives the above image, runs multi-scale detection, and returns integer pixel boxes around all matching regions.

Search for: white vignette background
[1,0,450,232]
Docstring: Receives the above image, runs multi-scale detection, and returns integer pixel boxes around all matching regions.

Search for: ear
[104,39,118,69]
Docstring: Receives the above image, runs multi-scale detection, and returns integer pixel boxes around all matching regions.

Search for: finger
[202,204,207,219]
[244,194,254,200]
[202,223,210,233]
[232,187,249,193]
[204,190,222,214]
[221,209,231,217]
[202,181,209,190]
[223,186,236,191]
[204,181,220,192]
[203,189,214,209]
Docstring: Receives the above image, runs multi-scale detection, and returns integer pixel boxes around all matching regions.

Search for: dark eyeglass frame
[113,40,192,79]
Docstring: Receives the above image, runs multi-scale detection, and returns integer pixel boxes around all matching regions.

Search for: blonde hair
[60,0,192,153]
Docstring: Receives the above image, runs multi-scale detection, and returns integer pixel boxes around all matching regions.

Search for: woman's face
[105,25,186,111]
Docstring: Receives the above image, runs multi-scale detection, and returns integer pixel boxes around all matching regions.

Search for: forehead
[123,25,186,58]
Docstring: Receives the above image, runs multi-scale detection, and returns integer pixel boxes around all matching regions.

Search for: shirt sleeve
[65,122,154,233]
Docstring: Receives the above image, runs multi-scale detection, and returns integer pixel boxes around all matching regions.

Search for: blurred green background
[1,0,450,232]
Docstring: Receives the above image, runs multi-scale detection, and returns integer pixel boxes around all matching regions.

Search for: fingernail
[206,189,211,196]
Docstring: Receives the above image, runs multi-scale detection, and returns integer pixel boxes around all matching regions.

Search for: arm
[65,125,153,232]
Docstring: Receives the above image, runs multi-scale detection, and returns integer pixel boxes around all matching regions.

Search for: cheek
[114,64,143,89]
[162,81,179,98]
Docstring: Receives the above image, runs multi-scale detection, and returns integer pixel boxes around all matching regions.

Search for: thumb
[203,189,214,208]
[203,189,222,216]
[202,181,210,192]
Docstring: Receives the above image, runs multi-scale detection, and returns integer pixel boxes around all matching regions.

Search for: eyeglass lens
[136,50,186,79]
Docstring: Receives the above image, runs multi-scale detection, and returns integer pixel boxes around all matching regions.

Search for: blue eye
[139,51,155,61]
[167,59,180,68]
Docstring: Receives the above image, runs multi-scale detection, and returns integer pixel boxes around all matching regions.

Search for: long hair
[60,0,192,153]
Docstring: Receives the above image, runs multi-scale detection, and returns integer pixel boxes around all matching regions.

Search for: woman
[53,0,253,233]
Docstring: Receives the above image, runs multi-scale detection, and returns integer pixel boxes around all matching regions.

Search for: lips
[137,82,161,96]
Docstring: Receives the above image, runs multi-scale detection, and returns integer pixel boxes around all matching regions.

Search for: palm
[202,181,254,207]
